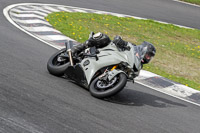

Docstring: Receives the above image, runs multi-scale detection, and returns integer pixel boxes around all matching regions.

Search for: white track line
[109,13,129,18]
[42,6,61,12]
[73,9,87,13]
[173,0,200,8]
[93,11,110,15]
[57,7,73,12]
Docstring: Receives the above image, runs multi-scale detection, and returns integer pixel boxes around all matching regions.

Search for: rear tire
[47,48,70,76]
[89,73,127,99]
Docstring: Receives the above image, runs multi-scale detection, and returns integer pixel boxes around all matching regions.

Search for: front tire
[47,48,70,76]
[89,73,127,99]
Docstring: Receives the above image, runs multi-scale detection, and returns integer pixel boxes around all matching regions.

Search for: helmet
[140,41,156,64]
[88,32,111,48]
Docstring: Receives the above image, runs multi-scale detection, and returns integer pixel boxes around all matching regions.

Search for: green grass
[45,12,200,91]
[181,0,200,5]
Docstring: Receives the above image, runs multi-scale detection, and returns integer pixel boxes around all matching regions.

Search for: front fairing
[80,42,136,84]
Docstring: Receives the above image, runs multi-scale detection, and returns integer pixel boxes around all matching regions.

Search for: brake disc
[96,77,117,89]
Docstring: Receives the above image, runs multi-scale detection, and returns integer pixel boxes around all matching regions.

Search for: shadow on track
[62,77,187,108]
[104,88,187,108]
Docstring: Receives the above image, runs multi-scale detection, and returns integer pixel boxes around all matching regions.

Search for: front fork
[67,49,74,66]
[98,65,128,82]
[65,40,74,66]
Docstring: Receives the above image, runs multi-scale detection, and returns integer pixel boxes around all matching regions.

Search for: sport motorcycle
[47,32,138,98]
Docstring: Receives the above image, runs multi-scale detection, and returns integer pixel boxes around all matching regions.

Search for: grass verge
[45,12,200,91]
[181,0,200,5]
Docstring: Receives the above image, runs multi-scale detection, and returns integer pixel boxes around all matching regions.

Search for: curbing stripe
[11,19,50,25]
[11,15,46,21]
[13,22,52,28]
[10,13,45,19]
[20,8,52,14]
[37,35,70,41]
[32,31,63,35]
[3,3,62,50]
[136,81,200,107]
[20,26,62,32]
[10,9,48,16]
[16,6,35,10]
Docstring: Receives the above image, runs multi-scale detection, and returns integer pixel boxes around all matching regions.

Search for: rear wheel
[47,48,70,76]
[89,73,127,98]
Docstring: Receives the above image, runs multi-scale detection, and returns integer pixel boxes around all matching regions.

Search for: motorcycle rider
[112,35,156,79]
[71,32,156,79]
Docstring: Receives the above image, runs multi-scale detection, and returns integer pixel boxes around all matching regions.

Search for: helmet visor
[142,53,154,64]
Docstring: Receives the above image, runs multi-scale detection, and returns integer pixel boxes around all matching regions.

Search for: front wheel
[47,48,70,76]
[89,73,127,99]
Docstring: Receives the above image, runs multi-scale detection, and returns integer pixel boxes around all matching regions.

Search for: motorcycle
[47,33,137,98]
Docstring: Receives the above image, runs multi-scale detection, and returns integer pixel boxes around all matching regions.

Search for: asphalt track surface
[1,0,200,133]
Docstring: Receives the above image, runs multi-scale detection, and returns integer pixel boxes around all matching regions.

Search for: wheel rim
[96,77,118,90]
[52,52,68,66]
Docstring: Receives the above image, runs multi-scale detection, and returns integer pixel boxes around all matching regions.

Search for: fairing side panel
[80,43,135,84]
